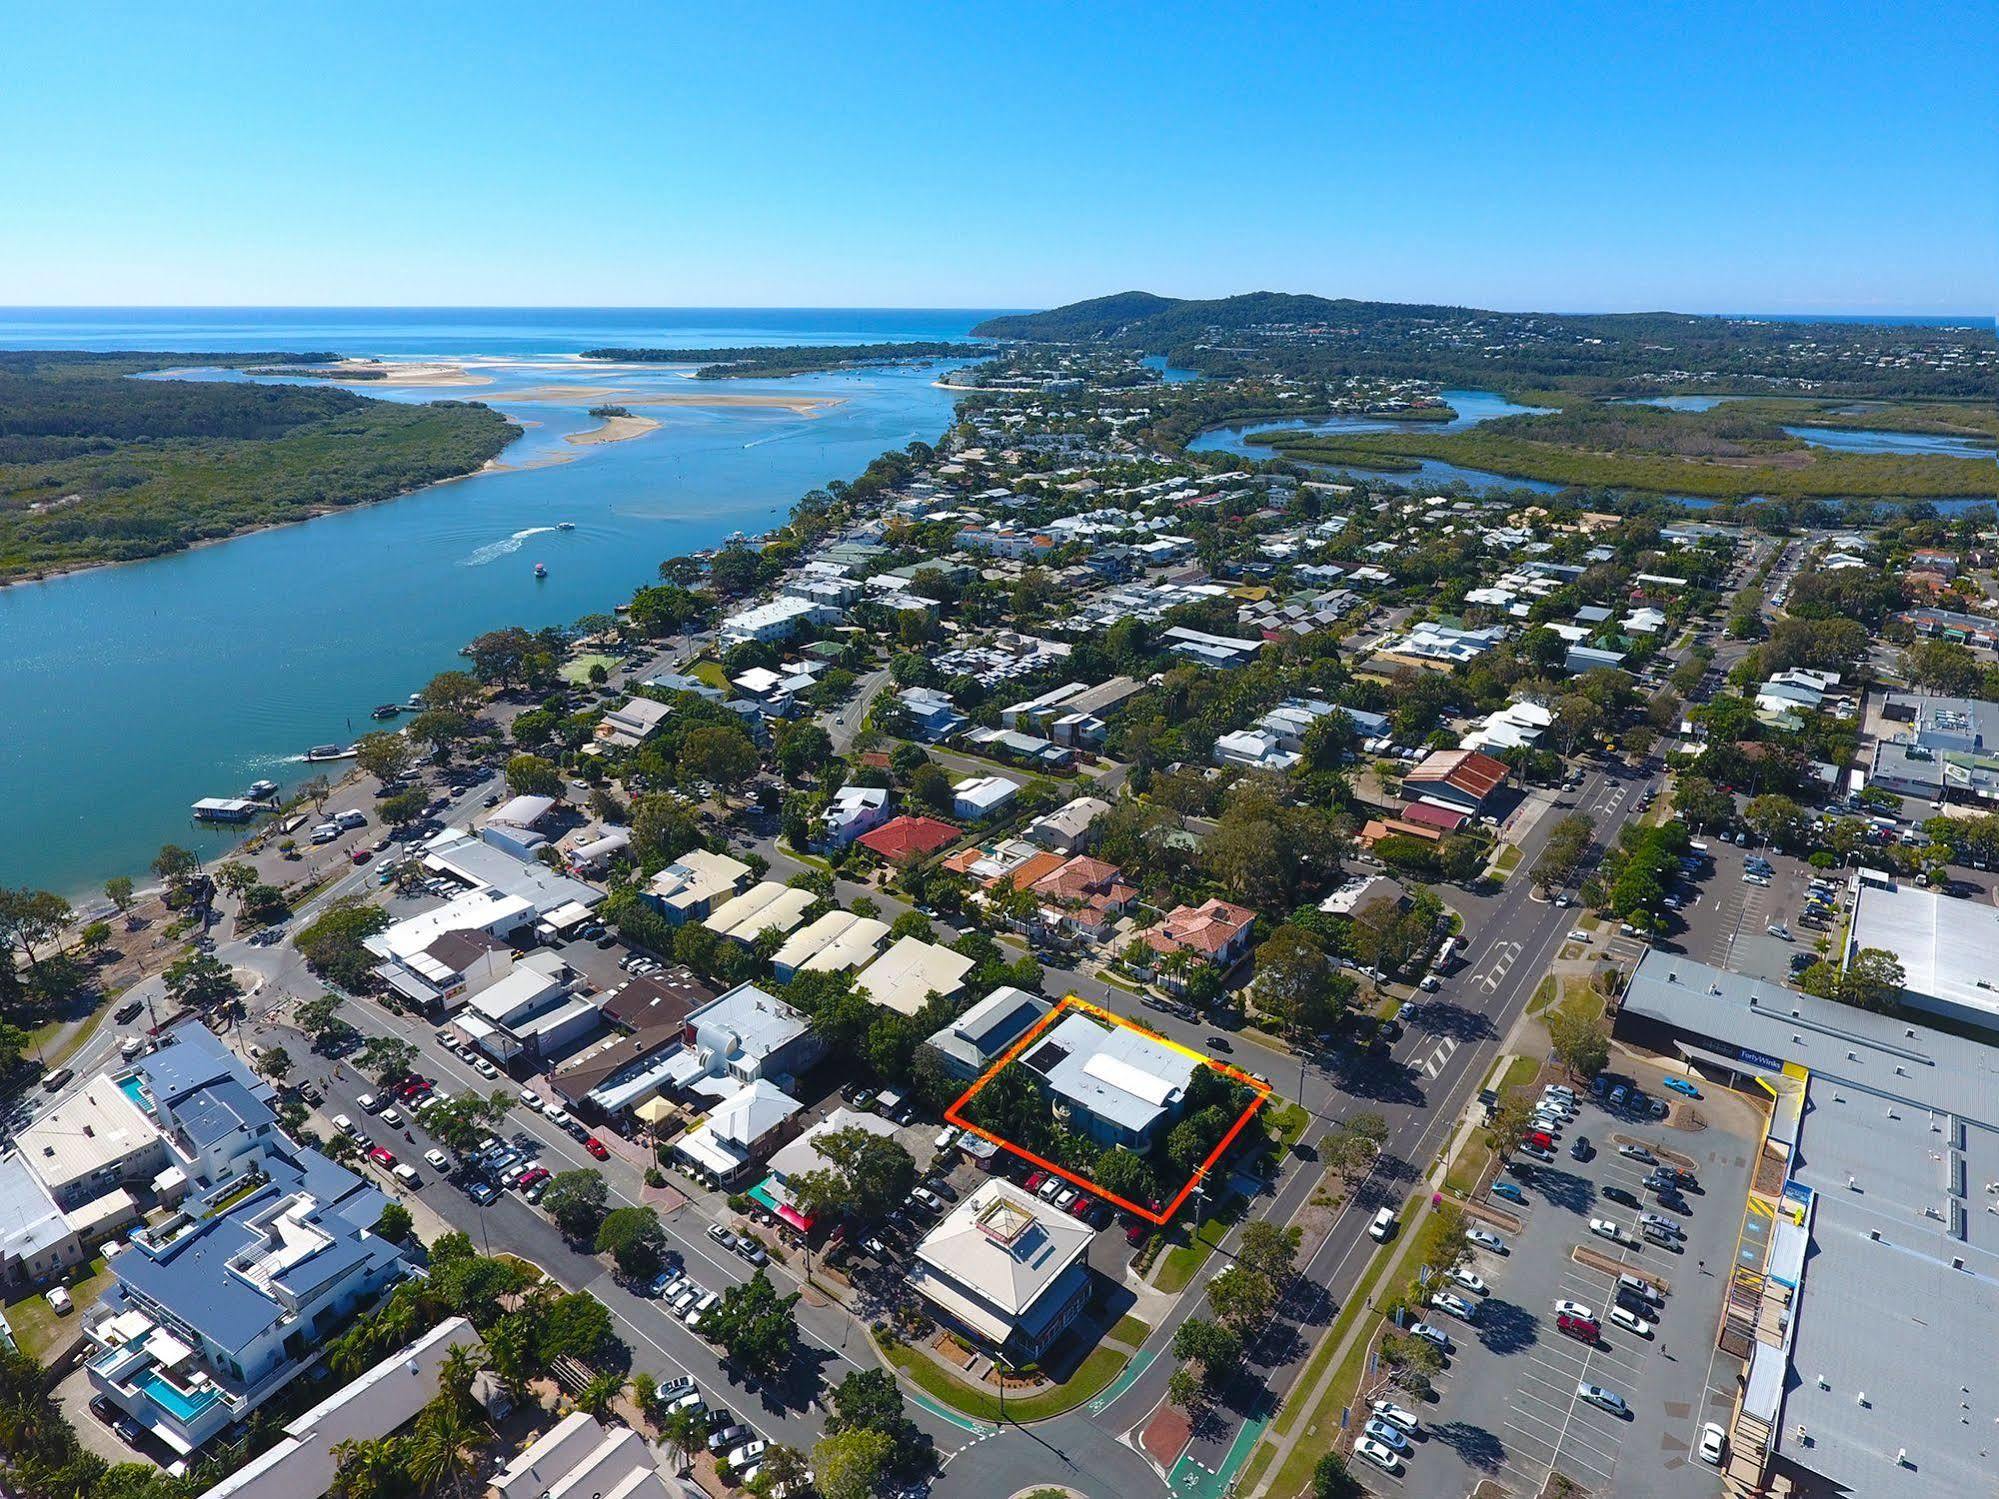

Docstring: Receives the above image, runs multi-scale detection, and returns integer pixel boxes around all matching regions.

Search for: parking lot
[1381,1063,1756,1497]
[1669,836,1840,988]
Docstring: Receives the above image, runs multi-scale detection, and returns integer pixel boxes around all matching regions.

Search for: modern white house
[952,775,1019,821]
[819,785,891,847]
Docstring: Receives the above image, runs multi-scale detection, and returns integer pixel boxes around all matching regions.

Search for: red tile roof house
[1029,856,1138,942]
[1140,898,1257,983]
[856,815,961,864]
[1401,749,1510,817]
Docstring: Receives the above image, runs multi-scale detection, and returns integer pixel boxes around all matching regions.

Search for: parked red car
[1524,1130,1555,1151]
[1557,1313,1600,1343]
[1025,1170,1048,1192]
[583,1137,610,1160]
[368,1146,397,1168]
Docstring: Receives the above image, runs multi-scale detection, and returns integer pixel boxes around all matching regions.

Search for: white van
[335,809,368,830]
[357,1092,382,1113]
[1370,1207,1398,1242]
[311,823,342,844]
[392,1164,420,1188]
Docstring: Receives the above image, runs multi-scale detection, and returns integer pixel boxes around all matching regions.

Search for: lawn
[559,652,619,685]
[1107,1314,1152,1347]
[4,1256,114,1362]
[881,1339,1128,1422]
[1154,1193,1247,1293]
[1264,1102,1310,1156]
[688,659,730,691]
[1444,1053,1540,1198]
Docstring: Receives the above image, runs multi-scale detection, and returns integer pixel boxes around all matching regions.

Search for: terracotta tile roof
[1145,897,1255,957]
[1001,851,1069,891]
[1359,817,1443,847]
[1031,856,1129,904]
[857,815,961,862]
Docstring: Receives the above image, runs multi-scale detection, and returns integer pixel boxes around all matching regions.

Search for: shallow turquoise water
[0,311,993,896]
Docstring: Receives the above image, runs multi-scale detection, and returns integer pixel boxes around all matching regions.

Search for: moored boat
[534,562,548,579]
[371,703,403,719]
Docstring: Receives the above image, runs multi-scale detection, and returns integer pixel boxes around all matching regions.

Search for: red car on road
[368,1146,397,1169]
[583,1137,610,1160]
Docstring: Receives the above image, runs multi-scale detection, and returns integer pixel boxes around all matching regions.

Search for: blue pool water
[137,1369,223,1421]
[117,1076,151,1113]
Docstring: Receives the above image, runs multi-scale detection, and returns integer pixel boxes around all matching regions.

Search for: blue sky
[3,3,1992,313]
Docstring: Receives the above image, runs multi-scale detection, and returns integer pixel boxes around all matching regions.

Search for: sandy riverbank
[248,358,494,387]
[564,413,663,447]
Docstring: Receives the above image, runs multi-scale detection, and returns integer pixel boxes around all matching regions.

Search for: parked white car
[1553,1299,1595,1321]
[1609,1304,1653,1337]
[1589,1218,1626,1243]
[1352,1436,1402,1474]
[1369,1399,1421,1434]
[1446,1266,1486,1295]
[1464,1227,1507,1254]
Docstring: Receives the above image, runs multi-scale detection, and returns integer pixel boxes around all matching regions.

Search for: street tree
[704,1268,800,1379]
[357,1035,420,1084]
[353,731,413,784]
[162,950,239,1012]
[105,875,136,925]
[540,1169,610,1240]
[812,1429,895,1499]
[596,1205,668,1278]
[1548,1002,1610,1080]
[1205,1262,1277,1337]
[787,1125,917,1224]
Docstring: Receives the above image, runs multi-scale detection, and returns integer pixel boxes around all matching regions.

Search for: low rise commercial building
[907,1179,1095,1361]
[769,909,889,981]
[1021,1010,1197,1150]
[924,987,1052,1081]
[701,881,818,944]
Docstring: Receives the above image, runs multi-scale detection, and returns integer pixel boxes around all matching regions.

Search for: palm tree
[573,1371,624,1419]
[329,1436,406,1499]
[483,1314,538,1398]
[436,1343,482,1416]
[659,1407,705,1474]
[408,1398,479,1496]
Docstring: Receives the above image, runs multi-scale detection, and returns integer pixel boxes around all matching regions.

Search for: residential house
[593,696,671,750]
[857,815,961,863]
[643,847,751,924]
[953,775,1020,821]
[1025,796,1111,853]
[1144,898,1256,971]
[701,881,819,945]
[897,686,967,741]
[855,936,976,1017]
[1029,856,1137,943]
[819,786,891,848]
[769,910,889,981]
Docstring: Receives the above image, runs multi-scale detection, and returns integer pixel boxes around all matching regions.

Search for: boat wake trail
[462,525,556,566]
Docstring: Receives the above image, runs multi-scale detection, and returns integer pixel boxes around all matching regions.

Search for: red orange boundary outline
[943,994,1273,1226]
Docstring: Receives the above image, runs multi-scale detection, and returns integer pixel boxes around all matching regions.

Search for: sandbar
[564,413,663,447]
[497,384,844,415]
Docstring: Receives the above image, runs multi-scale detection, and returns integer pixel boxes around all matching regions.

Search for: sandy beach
[564,412,662,446]
[254,357,494,386]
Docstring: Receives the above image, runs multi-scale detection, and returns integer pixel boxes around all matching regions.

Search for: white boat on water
[302,744,356,763]
[557,521,576,531]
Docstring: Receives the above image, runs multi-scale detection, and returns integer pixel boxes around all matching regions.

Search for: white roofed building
[908,1179,1095,1360]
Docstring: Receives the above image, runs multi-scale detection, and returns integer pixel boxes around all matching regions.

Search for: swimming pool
[117,1075,152,1114]
[136,1370,222,1421]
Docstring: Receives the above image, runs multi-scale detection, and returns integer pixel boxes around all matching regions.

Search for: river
[0,309,1001,897]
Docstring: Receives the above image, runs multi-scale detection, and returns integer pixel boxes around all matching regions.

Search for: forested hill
[0,351,517,581]
[972,293,1998,399]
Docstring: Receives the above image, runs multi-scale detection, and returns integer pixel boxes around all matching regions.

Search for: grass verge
[1155,1193,1247,1293]
[1108,1313,1151,1347]
[881,1339,1127,1422]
